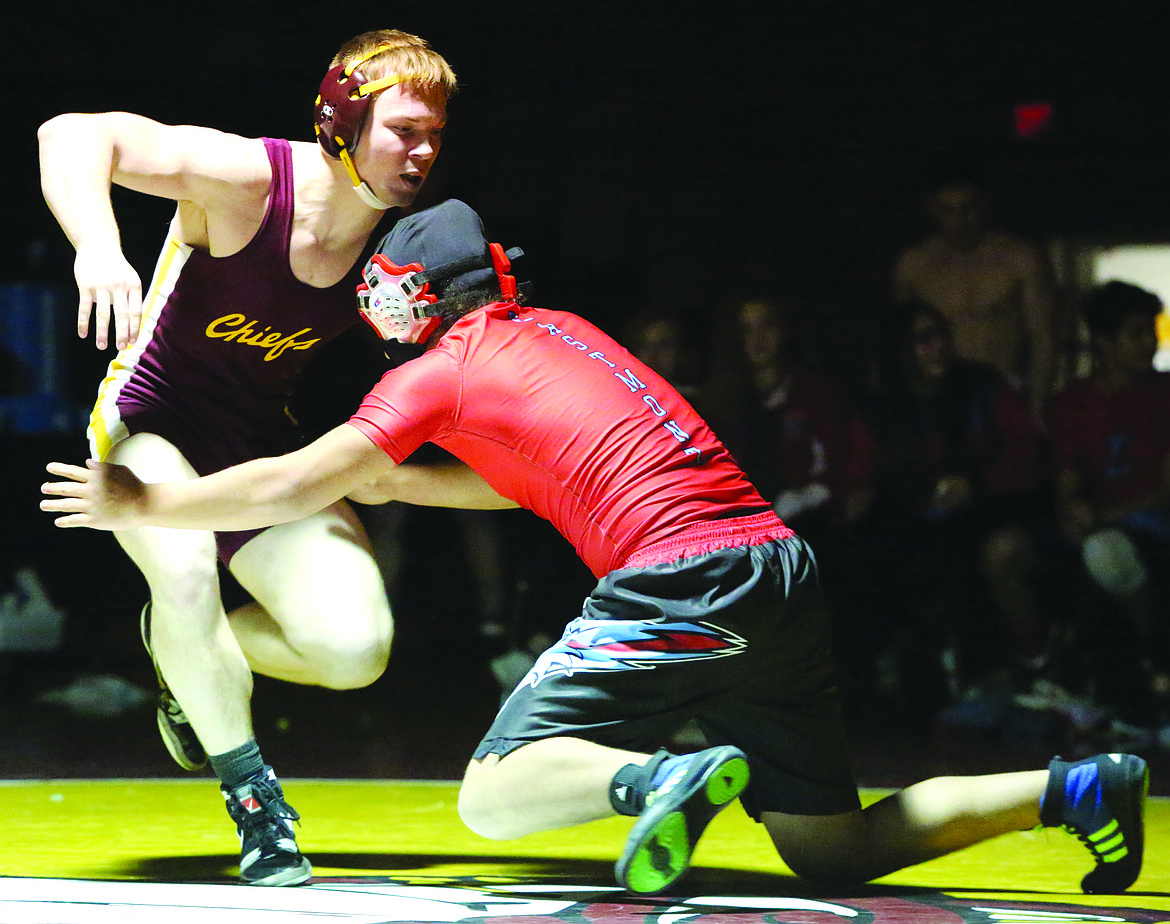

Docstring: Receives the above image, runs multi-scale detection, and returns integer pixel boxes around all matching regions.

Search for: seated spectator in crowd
[1049,281,1170,721]
[705,297,872,546]
[623,310,706,403]
[702,297,875,715]
[859,299,1051,715]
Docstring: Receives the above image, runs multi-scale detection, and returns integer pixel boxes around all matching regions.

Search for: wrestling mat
[2,779,1167,923]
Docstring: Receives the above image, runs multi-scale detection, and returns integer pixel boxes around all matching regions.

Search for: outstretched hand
[40,459,148,530]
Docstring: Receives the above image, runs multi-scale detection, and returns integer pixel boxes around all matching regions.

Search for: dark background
[3,2,1169,781]
[7,3,1170,317]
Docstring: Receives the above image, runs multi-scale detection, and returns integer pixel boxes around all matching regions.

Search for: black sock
[210,738,266,791]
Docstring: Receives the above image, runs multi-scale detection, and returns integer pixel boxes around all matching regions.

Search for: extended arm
[347,459,519,509]
[42,424,395,531]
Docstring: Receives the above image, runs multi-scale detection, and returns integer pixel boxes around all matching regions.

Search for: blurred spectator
[1049,281,1170,722]
[894,148,1058,420]
[858,299,1051,714]
[623,310,705,402]
[701,296,874,722]
[705,296,872,545]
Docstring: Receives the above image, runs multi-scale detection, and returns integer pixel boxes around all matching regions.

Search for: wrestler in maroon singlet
[89,138,365,560]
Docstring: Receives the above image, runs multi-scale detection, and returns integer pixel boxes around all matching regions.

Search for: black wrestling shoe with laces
[1040,753,1148,893]
[140,603,208,771]
[615,745,750,894]
[222,767,312,886]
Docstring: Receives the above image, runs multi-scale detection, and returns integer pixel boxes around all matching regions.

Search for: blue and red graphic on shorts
[519,617,747,688]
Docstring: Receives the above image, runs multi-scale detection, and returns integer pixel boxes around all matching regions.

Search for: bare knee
[118,528,219,607]
[460,757,542,842]
[128,546,224,652]
[296,621,393,689]
[109,436,222,609]
[458,755,521,840]
[457,780,497,839]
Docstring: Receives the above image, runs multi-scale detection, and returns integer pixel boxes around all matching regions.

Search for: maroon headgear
[313,46,404,209]
[314,46,402,159]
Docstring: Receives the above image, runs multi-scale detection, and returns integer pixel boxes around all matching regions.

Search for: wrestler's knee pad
[1082,528,1147,596]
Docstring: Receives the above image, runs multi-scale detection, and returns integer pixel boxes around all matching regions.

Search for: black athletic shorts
[472,534,861,818]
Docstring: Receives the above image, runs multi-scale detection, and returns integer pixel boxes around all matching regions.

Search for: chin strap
[337,143,394,211]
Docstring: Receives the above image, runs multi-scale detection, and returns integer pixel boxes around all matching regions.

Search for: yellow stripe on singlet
[87,234,193,460]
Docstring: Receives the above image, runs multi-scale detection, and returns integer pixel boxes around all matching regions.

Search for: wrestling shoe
[222,767,312,886]
[1040,753,1148,893]
[140,603,208,771]
[615,745,750,894]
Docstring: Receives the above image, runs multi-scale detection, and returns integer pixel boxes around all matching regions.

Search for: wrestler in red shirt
[42,200,1149,898]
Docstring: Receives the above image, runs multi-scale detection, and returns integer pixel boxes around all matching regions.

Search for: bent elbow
[38,112,93,149]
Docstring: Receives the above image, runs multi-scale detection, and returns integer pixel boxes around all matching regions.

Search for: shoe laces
[228,775,301,834]
[645,763,688,809]
[158,690,189,723]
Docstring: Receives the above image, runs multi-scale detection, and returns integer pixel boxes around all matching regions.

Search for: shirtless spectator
[894,150,1057,419]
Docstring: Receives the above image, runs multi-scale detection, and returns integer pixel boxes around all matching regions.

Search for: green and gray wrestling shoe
[616,745,750,894]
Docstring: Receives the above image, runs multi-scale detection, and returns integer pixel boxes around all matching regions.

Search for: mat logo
[4,878,1160,924]
[314,882,864,922]
[517,617,747,689]
[307,884,1162,923]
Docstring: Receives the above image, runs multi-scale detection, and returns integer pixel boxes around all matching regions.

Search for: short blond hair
[331,29,457,108]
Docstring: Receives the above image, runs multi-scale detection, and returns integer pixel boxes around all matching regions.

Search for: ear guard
[314,46,401,209]
[357,245,526,344]
[357,255,441,344]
